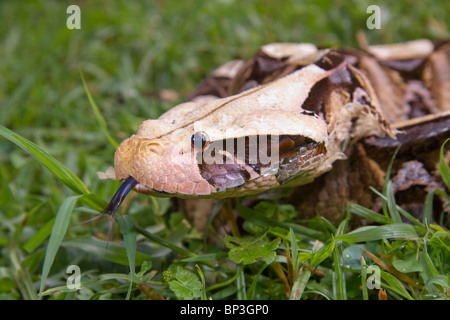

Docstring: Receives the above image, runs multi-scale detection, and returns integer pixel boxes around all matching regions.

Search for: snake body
[103,39,450,219]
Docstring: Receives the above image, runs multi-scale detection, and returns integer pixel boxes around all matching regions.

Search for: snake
[100,39,450,221]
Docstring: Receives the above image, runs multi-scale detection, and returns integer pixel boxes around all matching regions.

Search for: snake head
[110,49,392,202]
[112,62,341,199]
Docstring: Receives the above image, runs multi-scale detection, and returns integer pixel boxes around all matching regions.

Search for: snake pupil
[191,131,209,150]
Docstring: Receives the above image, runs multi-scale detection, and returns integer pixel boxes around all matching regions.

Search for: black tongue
[104,176,138,221]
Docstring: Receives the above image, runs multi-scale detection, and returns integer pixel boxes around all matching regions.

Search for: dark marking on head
[301,110,316,117]
[315,50,345,71]
[196,133,326,190]
[379,58,425,79]
[198,160,250,191]
[277,141,326,183]
[303,55,379,123]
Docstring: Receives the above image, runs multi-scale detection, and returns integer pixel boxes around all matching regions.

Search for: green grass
[0,1,449,300]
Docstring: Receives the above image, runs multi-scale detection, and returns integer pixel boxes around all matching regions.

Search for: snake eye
[191,131,209,150]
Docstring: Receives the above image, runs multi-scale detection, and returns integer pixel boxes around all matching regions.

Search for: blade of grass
[206,267,244,293]
[310,241,335,267]
[195,265,208,300]
[336,212,350,237]
[425,275,450,292]
[380,270,414,300]
[79,193,108,213]
[13,201,47,244]
[347,202,393,224]
[270,262,290,295]
[332,244,346,300]
[211,286,237,300]
[439,138,450,188]
[118,216,137,300]
[134,225,194,258]
[10,248,38,300]
[396,206,424,228]
[80,70,119,149]
[369,187,424,227]
[132,225,217,268]
[289,228,299,273]
[360,257,369,300]
[247,263,268,299]
[382,146,401,217]
[23,218,56,253]
[336,224,418,243]
[386,181,402,224]
[420,227,440,293]
[0,125,90,195]
[236,203,324,240]
[423,190,436,226]
[40,272,154,297]
[39,195,80,297]
[290,267,312,300]
[361,247,422,289]
[181,252,228,263]
[62,237,151,266]
[203,199,224,245]
[236,264,246,300]
[332,217,348,300]
[1,75,34,123]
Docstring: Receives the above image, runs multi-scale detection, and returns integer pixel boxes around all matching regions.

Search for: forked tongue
[103,176,138,222]
[84,176,138,226]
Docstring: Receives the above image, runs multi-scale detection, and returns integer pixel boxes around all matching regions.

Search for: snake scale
[101,39,450,224]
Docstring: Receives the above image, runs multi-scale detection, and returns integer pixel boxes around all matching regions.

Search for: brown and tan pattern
[102,39,450,223]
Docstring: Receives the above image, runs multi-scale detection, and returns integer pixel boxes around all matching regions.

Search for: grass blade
[310,241,335,267]
[336,224,418,243]
[347,202,393,224]
[290,268,311,300]
[382,146,400,217]
[332,245,346,300]
[439,138,450,188]
[39,195,80,296]
[0,125,90,195]
[23,218,56,253]
[195,265,208,300]
[386,181,402,224]
[420,228,440,293]
[247,264,268,300]
[10,248,38,300]
[236,264,247,300]
[80,70,119,149]
[133,225,215,268]
[79,193,108,213]
[289,228,299,273]
[181,252,228,263]
[62,237,151,266]
[360,257,369,300]
[380,271,414,300]
[369,187,424,227]
[118,216,137,300]
[423,190,436,226]
[236,203,324,240]
[425,275,450,292]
